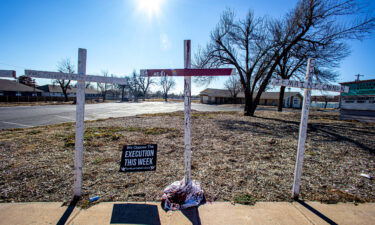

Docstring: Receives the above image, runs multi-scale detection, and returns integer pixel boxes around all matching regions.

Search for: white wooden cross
[14,48,126,198]
[270,58,349,199]
[141,40,235,184]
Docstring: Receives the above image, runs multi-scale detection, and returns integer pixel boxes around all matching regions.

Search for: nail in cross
[141,40,235,184]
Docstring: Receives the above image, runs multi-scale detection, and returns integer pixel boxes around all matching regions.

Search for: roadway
[0,102,243,129]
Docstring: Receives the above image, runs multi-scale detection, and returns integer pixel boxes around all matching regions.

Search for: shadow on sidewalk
[296,200,338,225]
[110,203,161,225]
[56,197,79,225]
[181,207,202,225]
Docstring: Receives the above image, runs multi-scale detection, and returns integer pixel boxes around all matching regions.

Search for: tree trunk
[324,101,328,109]
[277,86,286,112]
[63,90,69,102]
[102,92,106,102]
[244,92,256,116]
[121,87,125,102]
[164,93,168,102]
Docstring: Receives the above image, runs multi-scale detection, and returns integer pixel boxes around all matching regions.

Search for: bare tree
[97,70,112,102]
[138,75,155,100]
[312,94,337,108]
[85,82,94,89]
[128,71,142,102]
[18,75,35,87]
[322,95,334,109]
[56,59,74,102]
[195,1,375,116]
[159,75,176,102]
[224,75,242,103]
[275,40,349,111]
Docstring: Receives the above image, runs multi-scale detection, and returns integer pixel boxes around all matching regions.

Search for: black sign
[120,144,157,172]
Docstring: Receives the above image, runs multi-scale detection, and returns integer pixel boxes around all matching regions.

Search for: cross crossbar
[25,70,127,85]
[140,68,235,77]
[271,78,349,93]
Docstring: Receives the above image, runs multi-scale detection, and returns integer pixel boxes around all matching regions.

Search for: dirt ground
[0,110,374,205]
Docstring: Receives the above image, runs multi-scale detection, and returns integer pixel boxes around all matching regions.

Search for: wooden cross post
[75,49,86,197]
[141,40,234,184]
[22,48,127,198]
[270,58,349,199]
[184,40,192,184]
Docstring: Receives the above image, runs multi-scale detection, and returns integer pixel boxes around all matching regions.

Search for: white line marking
[0,121,33,128]
[55,115,74,120]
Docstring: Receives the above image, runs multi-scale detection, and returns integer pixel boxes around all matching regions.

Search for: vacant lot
[0,110,374,204]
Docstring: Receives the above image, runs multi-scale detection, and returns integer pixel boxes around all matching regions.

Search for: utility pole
[355,74,364,81]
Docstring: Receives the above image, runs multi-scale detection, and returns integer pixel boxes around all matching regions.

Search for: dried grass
[0,110,374,204]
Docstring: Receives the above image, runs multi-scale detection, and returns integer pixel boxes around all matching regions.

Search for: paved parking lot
[0,102,243,129]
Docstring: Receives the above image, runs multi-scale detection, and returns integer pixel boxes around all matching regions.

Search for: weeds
[62,126,126,147]
[60,126,175,147]
[233,194,256,205]
[125,126,177,135]
[26,130,42,135]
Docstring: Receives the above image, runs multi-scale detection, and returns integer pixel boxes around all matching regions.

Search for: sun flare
[136,0,165,19]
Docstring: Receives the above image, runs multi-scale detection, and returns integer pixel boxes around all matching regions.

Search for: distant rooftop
[340,79,375,85]
[38,84,99,94]
[0,79,43,92]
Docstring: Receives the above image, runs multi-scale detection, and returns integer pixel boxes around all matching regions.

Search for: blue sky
[0,0,374,95]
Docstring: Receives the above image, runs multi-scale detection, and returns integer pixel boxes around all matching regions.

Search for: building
[311,95,340,108]
[0,79,43,96]
[199,88,303,108]
[104,89,121,100]
[38,85,100,99]
[340,79,375,122]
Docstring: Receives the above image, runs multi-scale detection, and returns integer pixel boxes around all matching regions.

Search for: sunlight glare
[136,0,165,19]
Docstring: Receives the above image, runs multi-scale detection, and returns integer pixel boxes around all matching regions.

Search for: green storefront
[341,80,375,96]
[340,79,375,122]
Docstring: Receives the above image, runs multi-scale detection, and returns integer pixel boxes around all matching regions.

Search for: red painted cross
[140,68,235,77]
[140,40,234,185]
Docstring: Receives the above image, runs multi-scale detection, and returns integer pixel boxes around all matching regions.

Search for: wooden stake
[292,58,315,199]
[184,40,192,184]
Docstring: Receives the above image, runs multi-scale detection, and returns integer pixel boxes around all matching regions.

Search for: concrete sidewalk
[0,201,374,225]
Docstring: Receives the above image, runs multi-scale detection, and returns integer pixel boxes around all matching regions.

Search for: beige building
[199,88,303,108]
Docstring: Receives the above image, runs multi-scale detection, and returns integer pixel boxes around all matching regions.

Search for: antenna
[355,74,364,81]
